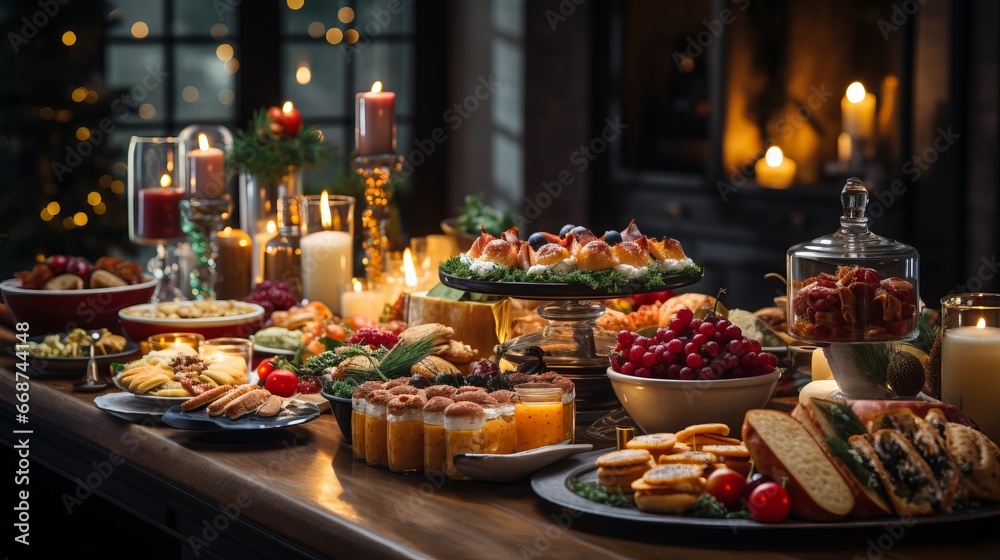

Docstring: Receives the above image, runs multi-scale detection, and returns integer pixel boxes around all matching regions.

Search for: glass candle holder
[178,125,233,202]
[263,196,303,300]
[127,136,185,302]
[200,337,253,373]
[940,293,1000,444]
[147,332,205,353]
[300,192,355,314]
[242,166,302,284]
[340,278,388,322]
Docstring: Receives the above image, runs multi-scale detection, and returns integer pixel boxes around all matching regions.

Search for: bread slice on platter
[791,399,894,518]
[848,430,940,516]
[743,409,855,521]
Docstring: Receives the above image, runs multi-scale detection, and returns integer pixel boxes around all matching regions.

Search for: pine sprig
[340,335,436,382]
[847,343,895,386]
[909,311,938,355]
[226,109,335,181]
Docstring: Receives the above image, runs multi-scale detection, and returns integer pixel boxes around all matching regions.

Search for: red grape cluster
[610,307,778,380]
[248,280,297,318]
[470,358,501,378]
[346,327,399,349]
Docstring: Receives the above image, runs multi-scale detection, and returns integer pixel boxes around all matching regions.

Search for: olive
[527,232,547,250]
[559,224,575,237]
[602,230,622,245]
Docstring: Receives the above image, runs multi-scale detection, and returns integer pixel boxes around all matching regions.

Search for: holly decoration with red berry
[226,105,333,183]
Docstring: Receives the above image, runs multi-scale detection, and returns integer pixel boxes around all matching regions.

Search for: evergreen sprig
[226,109,335,181]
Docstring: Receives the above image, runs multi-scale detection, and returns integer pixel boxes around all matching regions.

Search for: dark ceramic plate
[160,399,321,431]
[7,334,140,374]
[438,269,704,300]
[531,449,1000,529]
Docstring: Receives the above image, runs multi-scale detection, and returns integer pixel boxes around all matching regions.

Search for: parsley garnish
[568,478,632,507]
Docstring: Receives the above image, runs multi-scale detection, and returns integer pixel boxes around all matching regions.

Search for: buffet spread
[3,176,999,542]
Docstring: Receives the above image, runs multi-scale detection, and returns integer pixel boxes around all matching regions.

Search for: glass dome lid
[786,177,919,343]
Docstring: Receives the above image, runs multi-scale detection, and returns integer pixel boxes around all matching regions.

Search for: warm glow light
[286,0,304,10]
[846,82,867,104]
[111,180,125,193]
[182,86,199,102]
[326,28,343,44]
[160,174,172,188]
[131,22,149,39]
[978,318,987,329]
[85,90,98,104]
[87,192,101,205]
[338,7,355,23]
[266,220,277,234]
[353,278,363,292]
[344,29,359,44]
[94,203,106,215]
[71,87,87,102]
[307,22,325,38]
[403,248,418,287]
[62,31,77,46]
[296,65,312,84]
[210,23,228,40]
[198,133,210,151]
[320,191,332,229]
[138,103,156,119]
[224,58,239,74]
[282,101,294,114]
[219,89,236,105]
[76,127,90,141]
[46,202,60,215]
[371,81,383,94]
[216,44,234,61]
[39,107,54,120]
[764,146,784,167]
[73,212,88,226]
[40,208,53,221]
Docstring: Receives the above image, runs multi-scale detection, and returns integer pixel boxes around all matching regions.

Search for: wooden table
[2,357,999,559]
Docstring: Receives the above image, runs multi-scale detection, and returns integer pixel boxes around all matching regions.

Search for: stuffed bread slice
[848,430,940,516]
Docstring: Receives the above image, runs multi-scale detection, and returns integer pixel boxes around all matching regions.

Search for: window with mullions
[104,0,240,178]
[279,0,415,188]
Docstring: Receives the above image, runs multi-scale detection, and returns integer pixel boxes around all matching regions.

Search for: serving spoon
[73,332,109,392]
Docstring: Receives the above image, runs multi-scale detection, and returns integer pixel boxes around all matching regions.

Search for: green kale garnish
[324,379,360,399]
[569,478,632,507]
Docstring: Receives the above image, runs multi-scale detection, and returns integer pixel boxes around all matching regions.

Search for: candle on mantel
[187,133,225,199]
[837,132,853,164]
[841,82,876,154]
[340,278,387,321]
[942,318,1000,443]
[754,146,796,189]
[137,172,185,240]
[355,81,396,156]
[215,227,252,299]
[300,191,353,313]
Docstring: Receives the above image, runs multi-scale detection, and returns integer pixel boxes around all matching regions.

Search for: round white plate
[94,392,172,422]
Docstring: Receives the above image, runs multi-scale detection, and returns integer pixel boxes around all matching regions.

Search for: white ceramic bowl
[607,367,781,435]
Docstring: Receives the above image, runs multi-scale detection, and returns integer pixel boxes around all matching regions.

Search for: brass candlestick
[354,154,403,286]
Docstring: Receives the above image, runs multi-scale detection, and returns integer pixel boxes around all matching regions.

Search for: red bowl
[118,301,265,342]
[1,277,158,335]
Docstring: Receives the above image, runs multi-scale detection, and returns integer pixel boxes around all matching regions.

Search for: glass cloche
[786,177,919,343]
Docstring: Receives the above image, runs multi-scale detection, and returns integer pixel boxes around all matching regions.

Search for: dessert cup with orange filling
[490,390,520,454]
[423,396,454,475]
[351,381,383,460]
[387,394,426,473]
[514,383,564,451]
[444,401,486,480]
[364,389,393,467]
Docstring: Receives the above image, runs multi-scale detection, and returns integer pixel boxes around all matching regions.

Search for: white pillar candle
[340,279,387,321]
[942,319,1000,444]
[300,230,353,313]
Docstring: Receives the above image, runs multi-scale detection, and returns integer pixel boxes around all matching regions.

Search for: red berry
[650,363,666,378]
[666,364,683,379]
[715,319,730,332]
[698,367,716,380]
[724,325,742,339]
[679,366,696,380]
[711,332,727,344]
[620,362,636,376]
[698,322,716,337]
[641,352,657,368]
[635,336,653,349]
[610,355,622,372]
[666,339,684,354]
[617,330,636,346]
[655,328,670,341]
[629,345,646,362]
[690,318,703,332]
[660,329,678,342]
[741,352,760,368]
[704,341,720,357]
[684,342,698,355]
[686,354,704,368]
[691,333,708,347]
[658,351,677,365]
[748,339,762,353]
[727,339,744,355]
[675,307,694,324]
[668,319,686,333]
[635,367,651,378]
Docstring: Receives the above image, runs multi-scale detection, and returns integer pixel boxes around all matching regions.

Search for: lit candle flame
[320,190,332,229]
[282,101,294,114]
[198,133,209,151]
[403,248,418,287]
[352,278,363,292]
[846,82,867,104]
[160,173,171,187]
[371,81,382,93]
[266,220,277,234]
[765,146,784,167]
[977,318,987,328]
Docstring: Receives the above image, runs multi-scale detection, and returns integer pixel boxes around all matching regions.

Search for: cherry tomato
[747,481,791,523]
[265,369,298,397]
[706,468,746,510]
[257,359,277,382]
[325,323,347,341]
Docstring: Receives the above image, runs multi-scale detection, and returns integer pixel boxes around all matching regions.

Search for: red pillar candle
[137,173,185,240]
[355,81,396,156]
[187,133,226,199]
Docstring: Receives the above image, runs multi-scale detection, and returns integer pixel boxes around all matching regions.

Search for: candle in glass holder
[147,332,205,353]
[356,81,396,156]
[942,318,1000,443]
[340,278,387,321]
[200,337,254,373]
[300,192,354,312]
[187,133,225,199]
[215,227,252,300]
[137,173,185,240]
